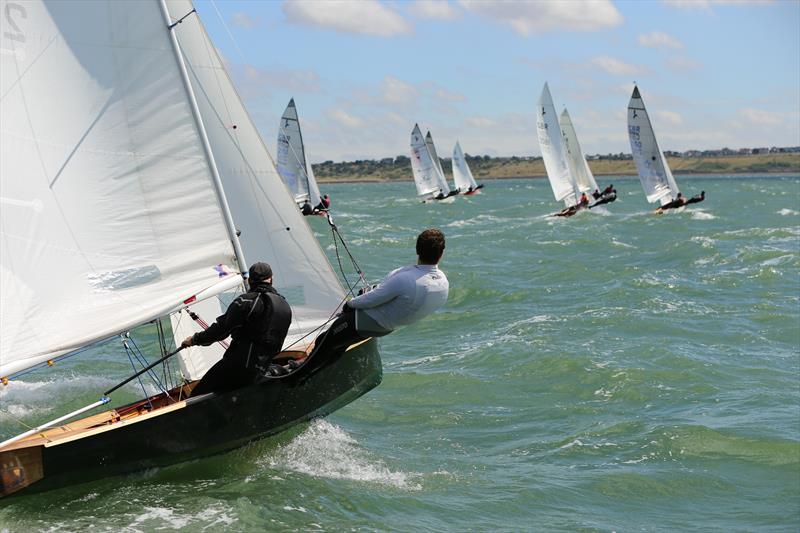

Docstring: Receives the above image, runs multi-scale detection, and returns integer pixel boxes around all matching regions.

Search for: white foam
[778,208,799,216]
[691,235,715,248]
[261,419,422,490]
[611,239,635,249]
[128,502,236,530]
[691,210,716,220]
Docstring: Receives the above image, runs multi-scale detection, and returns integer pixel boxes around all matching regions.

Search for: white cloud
[590,56,645,76]
[380,76,419,105]
[465,116,497,128]
[460,0,623,35]
[638,31,683,49]
[326,108,366,129]
[663,0,774,11]
[386,112,408,126]
[231,11,261,29]
[665,57,702,72]
[409,0,461,20]
[282,0,411,37]
[434,88,466,103]
[740,108,782,126]
[241,65,322,93]
[656,110,684,126]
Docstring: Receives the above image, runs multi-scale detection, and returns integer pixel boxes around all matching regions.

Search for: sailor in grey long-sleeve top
[346,264,449,332]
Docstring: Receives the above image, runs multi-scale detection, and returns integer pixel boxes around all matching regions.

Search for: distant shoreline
[317,169,800,185]
[313,152,800,184]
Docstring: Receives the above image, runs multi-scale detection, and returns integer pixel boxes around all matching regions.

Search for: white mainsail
[559,109,599,195]
[537,83,578,207]
[425,131,451,196]
[166,0,346,376]
[410,124,440,198]
[627,86,680,205]
[276,98,322,208]
[452,141,478,192]
[0,0,245,379]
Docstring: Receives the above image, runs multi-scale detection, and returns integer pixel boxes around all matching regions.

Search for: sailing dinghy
[452,141,484,195]
[627,85,704,213]
[409,124,454,202]
[537,83,584,217]
[559,109,615,208]
[277,98,327,215]
[425,130,458,200]
[0,0,381,498]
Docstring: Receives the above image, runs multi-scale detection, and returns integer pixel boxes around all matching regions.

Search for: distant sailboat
[627,86,704,212]
[537,83,583,216]
[452,141,483,195]
[409,125,455,201]
[425,130,457,199]
[559,109,615,208]
[276,98,327,214]
[0,0,380,497]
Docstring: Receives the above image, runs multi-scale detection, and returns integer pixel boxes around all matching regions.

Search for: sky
[192,0,800,163]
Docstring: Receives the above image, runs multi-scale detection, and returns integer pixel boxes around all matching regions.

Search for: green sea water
[1,175,799,531]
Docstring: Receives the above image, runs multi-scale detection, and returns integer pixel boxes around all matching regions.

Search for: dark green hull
[1,338,381,497]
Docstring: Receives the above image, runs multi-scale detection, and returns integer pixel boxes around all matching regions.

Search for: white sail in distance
[559,109,599,195]
[0,0,243,378]
[276,98,322,208]
[425,131,451,196]
[627,86,680,205]
[166,0,346,361]
[410,124,441,198]
[537,83,578,206]
[452,141,478,192]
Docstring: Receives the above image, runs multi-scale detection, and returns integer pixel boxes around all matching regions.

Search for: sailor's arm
[347,272,405,309]
[182,297,248,347]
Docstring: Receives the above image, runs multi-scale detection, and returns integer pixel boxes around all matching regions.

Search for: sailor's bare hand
[181,336,194,348]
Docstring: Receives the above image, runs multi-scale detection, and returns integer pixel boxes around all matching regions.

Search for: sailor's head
[417,228,445,265]
[248,262,273,286]
[677,192,683,198]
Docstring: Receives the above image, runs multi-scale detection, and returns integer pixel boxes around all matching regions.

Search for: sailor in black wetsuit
[182,262,292,396]
[301,200,314,216]
[684,190,705,205]
[658,192,685,211]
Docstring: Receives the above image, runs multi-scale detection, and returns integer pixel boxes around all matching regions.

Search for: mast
[159,0,248,274]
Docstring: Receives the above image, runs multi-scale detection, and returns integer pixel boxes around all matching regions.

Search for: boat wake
[260,419,423,490]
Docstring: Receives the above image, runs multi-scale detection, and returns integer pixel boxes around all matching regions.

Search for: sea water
[1,175,798,531]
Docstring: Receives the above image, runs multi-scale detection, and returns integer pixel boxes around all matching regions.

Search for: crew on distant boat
[685,190,705,205]
[314,194,331,212]
[301,199,314,216]
[656,190,705,213]
[181,262,292,396]
[310,228,449,360]
[579,192,589,207]
[590,188,617,208]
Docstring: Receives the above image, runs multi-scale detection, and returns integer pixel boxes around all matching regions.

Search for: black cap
[248,262,273,283]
